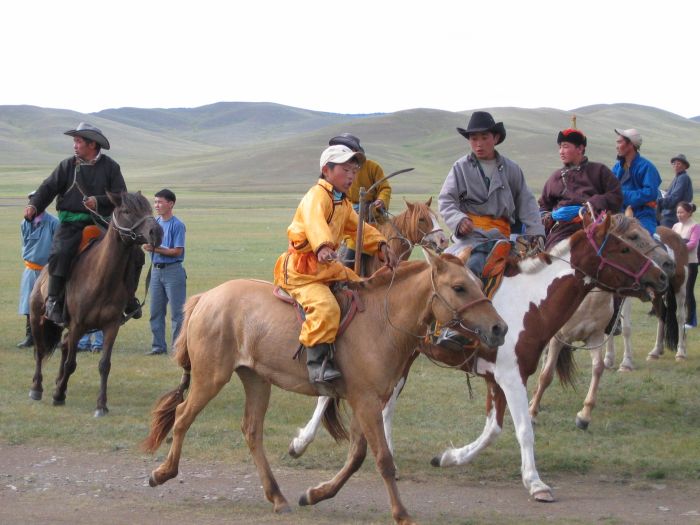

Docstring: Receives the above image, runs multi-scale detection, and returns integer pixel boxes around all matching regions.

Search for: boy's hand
[317,246,337,263]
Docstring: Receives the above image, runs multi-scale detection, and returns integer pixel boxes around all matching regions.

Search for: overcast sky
[4,1,698,118]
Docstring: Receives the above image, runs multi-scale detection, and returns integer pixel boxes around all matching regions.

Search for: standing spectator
[328,133,391,270]
[77,330,103,353]
[17,191,59,347]
[539,128,622,250]
[611,128,661,234]
[143,189,186,355]
[672,202,700,329]
[658,154,692,228]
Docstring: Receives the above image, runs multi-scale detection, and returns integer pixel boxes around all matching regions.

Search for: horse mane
[514,250,556,275]
[390,202,434,243]
[609,213,633,235]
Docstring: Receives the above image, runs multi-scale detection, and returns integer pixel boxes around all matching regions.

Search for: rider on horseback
[23,122,144,326]
[273,145,398,390]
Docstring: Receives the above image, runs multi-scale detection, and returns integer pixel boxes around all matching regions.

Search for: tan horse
[529,213,676,430]
[142,249,507,525]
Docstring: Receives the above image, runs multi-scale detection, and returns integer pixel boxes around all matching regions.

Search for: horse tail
[35,319,64,362]
[321,397,349,442]
[555,344,578,389]
[663,288,679,351]
[141,294,202,453]
[141,371,190,453]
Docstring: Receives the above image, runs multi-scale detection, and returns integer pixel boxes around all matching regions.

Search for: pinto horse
[142,249,507,525]
[29,191,162,417]
[529,214,675,430]
[291,212,668,501]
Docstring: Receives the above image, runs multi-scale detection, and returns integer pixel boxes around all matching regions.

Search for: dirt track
[2,444,699,524]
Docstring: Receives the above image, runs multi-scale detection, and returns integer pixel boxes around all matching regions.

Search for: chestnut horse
[292,212,668,501]
[529,214,675,430]
[142,249,507,525]
[29,191,162,417]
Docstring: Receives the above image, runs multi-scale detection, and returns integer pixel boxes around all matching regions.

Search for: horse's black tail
[663,288,679,351]
[556,344,578,390]
[321,397,349,442]
[36,318,63,361]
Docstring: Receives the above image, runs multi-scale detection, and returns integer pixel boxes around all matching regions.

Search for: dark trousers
[48,221,92,278]
[687,262,698,326]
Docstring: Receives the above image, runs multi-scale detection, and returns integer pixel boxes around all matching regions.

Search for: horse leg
[675,287,688,360]
[382,375,405,459]
[647,317,665,360]
[301,401,415,525]
[529,338,562,423]
[604,332,616,369]
[288,396,331,458]
[237,367,290,513]
[618,300,636,371]
[149,365,229,487]
[94,324,119,417]
[432,376,504,468]
[575,331,606,430]
[52,333,77,406]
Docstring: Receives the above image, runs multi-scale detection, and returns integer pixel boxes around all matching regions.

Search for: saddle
[79,225,104,254]
[272,283,365,338]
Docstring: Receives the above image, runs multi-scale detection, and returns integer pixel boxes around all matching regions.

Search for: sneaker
[146,348,167,355]
[91,346,102,353]
[76,346,90,353]
[684,324,695,330]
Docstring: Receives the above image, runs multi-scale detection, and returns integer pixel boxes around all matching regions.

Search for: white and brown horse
[142,250,507,525]
[290,212,668,501]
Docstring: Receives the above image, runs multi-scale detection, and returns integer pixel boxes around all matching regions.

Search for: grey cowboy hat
[329,133,364,153]
[457,111,506,144]
[671,154,690,169]
[64,122,110,150]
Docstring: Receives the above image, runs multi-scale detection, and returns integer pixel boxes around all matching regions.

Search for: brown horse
[529,213,676,430]
[29,191,162,417]
[142,249,507,525]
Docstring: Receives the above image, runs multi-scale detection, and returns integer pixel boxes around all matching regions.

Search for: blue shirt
[153,215,186,264]
[611,153,661,234]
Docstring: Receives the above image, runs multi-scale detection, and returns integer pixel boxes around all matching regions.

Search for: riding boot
[123,247,144,321]
[16,315,34,348]
[305,343,342,384]
[435,327,472,352]
[123,297,142,322]
[45,275,65,326]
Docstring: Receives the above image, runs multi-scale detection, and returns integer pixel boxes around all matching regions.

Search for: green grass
[1,188,699,486]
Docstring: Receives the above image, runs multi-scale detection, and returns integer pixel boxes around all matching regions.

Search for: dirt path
[1,444,699,525]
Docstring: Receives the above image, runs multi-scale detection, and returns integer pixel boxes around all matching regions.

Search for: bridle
[111,212,151,244]
[382,208,446,256]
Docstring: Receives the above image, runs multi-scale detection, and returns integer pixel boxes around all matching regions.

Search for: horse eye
[621,246,629,253]
[629,234,638,241]
[452,285,465,293]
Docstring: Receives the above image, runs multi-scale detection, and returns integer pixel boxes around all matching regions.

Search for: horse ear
[422,246,442,269]
[425,196,432,207]
[455,246,473,265]
[624,205,634,218]
[107,191,123,208]
[405,199,415,211]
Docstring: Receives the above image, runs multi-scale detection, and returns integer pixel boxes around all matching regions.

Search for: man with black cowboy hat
[436,110,544,351]
[658,153,693,228]
[539,127,622,249]
[23,122,144,325]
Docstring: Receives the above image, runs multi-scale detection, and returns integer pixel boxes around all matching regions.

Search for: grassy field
[1,189,699,488]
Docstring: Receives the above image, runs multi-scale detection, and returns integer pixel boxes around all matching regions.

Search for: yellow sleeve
[371,162,391,209]
[293,188,336,252]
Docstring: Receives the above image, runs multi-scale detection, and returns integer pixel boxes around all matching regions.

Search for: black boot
[45,275,65,326]
[16,315,33,348]
[305,343,342,383]
[123,296,142,323]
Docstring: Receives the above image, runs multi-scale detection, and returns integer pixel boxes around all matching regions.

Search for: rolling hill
[1,102,698,198]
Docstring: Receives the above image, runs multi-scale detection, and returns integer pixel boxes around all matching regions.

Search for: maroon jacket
[539,158,622,249]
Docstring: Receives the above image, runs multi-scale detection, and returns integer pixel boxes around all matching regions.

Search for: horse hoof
[575,417,589,431]
[148,475,158,487]
[646,354,660,361]
[618,365,633,372]
[533,490,555,502]
[298,491,311,506]
[52,398,65,406]
[29,389,42,401]
[274,503,292,514]
[675,355,687,361]
[94,408,108,418]
[430,456,441,467]
[288,443,302,459]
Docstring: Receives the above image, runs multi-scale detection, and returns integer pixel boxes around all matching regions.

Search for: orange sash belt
[289,248,318,275]
[24,260,43,271]
[467,214,511,237]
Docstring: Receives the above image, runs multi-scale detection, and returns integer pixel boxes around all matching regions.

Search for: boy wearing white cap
[273,145,397,388]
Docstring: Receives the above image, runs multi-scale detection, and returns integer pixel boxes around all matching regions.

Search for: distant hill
[1,102,698,197]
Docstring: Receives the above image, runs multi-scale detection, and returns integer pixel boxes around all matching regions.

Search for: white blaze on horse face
[425,210,449,251]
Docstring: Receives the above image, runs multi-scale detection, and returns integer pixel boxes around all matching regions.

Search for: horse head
[578,212,667,298]
[611,213,676,277]
[402,198,449,253]
[423,247,507,348]
[108,191,163,247]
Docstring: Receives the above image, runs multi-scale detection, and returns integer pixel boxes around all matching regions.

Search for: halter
[584,214,652,293]
[111,212,151,244]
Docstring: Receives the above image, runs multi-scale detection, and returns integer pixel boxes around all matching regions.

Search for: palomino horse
[291,212,668,501]
[29,191,162,417]
[528,214,675,430]
[612,226,689,364]
[142,250,507,525]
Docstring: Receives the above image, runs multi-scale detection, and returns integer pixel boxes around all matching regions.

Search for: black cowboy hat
[671,154,690,169]
[557,128,587,147]
[64,122,110,150]
[457,111,506,145]
[329,133,364,153]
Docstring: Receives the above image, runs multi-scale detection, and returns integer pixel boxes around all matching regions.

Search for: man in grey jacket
[439,111,544,278]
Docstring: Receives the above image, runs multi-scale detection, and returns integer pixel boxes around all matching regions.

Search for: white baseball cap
[319,145,366,170]
[614,128,643,148]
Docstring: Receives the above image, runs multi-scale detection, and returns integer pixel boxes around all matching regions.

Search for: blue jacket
[611,153,661,234]
[658,171,693,227]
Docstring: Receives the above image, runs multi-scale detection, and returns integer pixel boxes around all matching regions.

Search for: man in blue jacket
[611,128,661,234]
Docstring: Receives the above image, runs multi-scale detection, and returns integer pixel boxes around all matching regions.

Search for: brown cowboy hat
[457,111,506,144]
[64,122,110,150]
